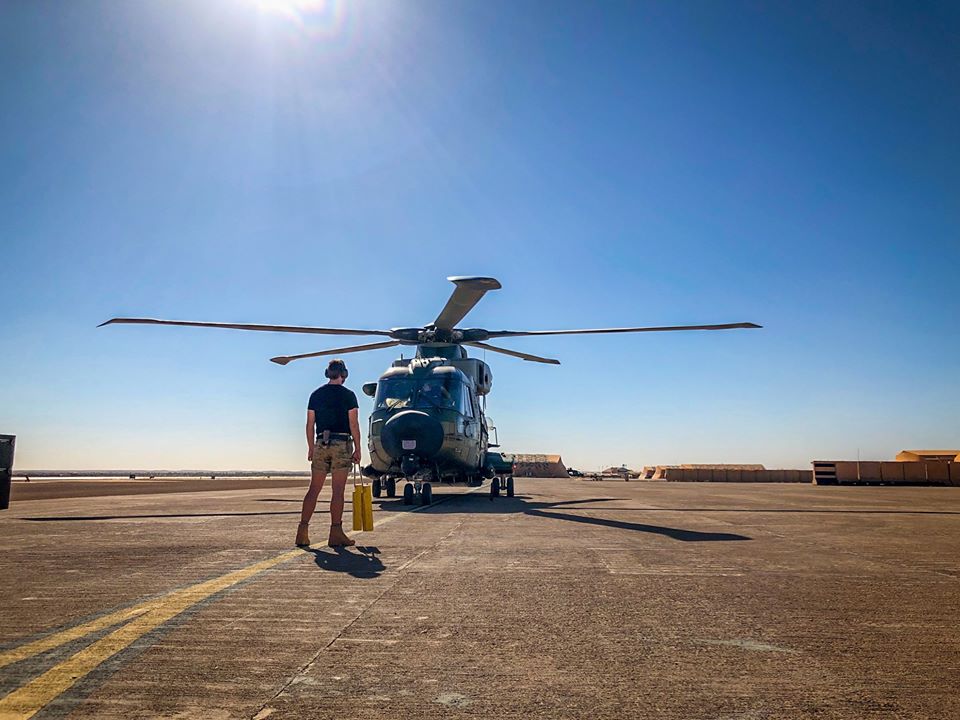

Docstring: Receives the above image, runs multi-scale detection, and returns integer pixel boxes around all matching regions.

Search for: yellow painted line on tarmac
[0,548,304,720]
[0,604,157,670]
[0,487,477,720]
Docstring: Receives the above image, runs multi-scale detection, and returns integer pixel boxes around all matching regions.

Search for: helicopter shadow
[394,493,751,542]
[303,545,386,579]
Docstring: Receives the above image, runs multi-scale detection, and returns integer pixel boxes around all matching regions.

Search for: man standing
[296,358,362,547]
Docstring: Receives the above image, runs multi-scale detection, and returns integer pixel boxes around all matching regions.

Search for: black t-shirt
[308,384,359,436]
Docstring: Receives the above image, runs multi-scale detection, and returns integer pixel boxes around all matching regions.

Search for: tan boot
[295,522,310,547]
[328,523,356,547]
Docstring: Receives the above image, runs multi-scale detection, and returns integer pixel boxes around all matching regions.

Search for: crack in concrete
[249,497,471,719]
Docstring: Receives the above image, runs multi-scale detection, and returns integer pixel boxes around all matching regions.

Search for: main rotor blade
[270,340,401,366]
[466,341,560,365]
[99,318,393,337]
[486,322,762,338]
[433,276,502,331]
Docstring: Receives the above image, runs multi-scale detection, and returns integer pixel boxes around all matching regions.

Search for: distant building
[511,454,567,477]
[645,463,765,480]
[896,450,959,463]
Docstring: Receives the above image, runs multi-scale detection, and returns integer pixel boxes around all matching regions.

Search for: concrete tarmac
[1,479,958,719]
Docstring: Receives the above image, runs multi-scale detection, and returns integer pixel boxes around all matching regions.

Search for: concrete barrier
[834,462,859,483]
[668,462,957,485]
[663,468,807,483]
[881,462,905,483]
[901,462,927,483]
[926,463,950,485]
[813,460,957,486]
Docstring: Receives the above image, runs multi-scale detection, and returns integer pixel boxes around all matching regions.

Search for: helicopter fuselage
[362,345,494,482]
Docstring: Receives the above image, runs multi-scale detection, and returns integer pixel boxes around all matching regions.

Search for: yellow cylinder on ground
[352,485,363,531]
[361,485,374,531]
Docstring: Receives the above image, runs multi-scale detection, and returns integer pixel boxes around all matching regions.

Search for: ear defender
[326,360,348,379]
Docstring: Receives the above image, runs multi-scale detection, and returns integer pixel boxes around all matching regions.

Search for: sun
[250,0,347,32]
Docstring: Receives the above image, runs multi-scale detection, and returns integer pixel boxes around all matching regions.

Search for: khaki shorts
[311,438,354,473]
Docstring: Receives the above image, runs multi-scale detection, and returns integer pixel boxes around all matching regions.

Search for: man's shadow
[304,545,385,579]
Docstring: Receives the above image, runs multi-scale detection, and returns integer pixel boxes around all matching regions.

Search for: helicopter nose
[381,410,444,460]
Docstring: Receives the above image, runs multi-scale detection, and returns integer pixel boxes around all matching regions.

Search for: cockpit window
[376,377,417,410]
[376,374,464,412]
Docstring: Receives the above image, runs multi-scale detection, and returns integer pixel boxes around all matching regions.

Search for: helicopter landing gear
[386,478,397,498]
[372,478,382,498]
[489,475,514,499]
[402,475,435,505]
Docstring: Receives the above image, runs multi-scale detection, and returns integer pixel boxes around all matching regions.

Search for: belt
[317,432,352,442]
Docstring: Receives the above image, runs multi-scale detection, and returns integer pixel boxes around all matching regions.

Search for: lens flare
[252,0,349,39]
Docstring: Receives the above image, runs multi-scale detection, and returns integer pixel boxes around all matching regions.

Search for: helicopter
[100,276,761,505]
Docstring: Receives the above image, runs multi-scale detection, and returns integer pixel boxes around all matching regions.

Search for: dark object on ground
[0,434,14,510]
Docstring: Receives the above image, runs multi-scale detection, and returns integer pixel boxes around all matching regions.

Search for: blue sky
[1,0,958,471]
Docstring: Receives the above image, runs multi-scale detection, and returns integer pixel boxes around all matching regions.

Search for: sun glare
[250,0,349,38]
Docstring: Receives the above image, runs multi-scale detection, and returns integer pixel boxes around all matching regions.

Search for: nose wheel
[490,476,514,499]
[402,478,433,505]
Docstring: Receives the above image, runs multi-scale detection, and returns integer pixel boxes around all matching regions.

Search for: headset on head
[325,359,348,380]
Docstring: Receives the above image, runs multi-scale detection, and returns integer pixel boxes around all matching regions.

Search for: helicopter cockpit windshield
[376,374,465,412]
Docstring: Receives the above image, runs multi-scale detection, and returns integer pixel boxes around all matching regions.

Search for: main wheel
[386,478,397,498]
[403,482,414,505]
[421,482,433,505]
[506,476,515,497]
[372,478,382,498]
[490,477,500,498]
